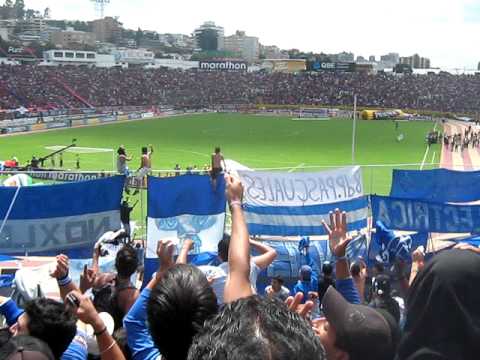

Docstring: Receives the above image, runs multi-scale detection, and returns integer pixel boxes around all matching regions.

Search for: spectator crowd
[0,174,479,360]
[0,65,479,113]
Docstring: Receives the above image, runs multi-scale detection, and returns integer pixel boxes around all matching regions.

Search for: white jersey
[200,260,261,305]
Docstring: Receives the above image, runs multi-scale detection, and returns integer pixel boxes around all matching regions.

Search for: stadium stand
[0,65,479,113]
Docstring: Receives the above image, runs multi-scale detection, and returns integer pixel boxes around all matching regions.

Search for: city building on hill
[223,30,259,62]
[90,17,122,43]
[51,27,96,48]
[400,54,431,69]
[329,51,354,62]
[380,52,399,64]
[260,45,289,59]
[193,21,224,51]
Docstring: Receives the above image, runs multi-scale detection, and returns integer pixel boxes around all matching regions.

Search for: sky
[24,0,480,69]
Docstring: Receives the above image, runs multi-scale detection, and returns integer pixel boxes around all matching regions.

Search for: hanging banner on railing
[237,167,366,236]
[371,195,480,233]
[390,168,480,202]
[237,166,363,207]
[146,175,226,256]
[0,176,124,255]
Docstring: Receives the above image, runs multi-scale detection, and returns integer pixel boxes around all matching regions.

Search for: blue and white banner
[0,176,124,256]
[238,166,363,206]
[243,197,369,236]
[368,220,428,265]
[238,167,366,236]
[371,195,480,233]
[390,168,480,202]
[146,175,226,257]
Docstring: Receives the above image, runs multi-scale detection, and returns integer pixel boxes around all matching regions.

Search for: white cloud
[24,0,480,68]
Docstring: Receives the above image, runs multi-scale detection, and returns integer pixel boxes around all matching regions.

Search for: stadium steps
[50,75,94,109]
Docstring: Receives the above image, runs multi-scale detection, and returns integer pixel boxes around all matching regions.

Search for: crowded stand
[0,170,479,360]
[0,65,479,113]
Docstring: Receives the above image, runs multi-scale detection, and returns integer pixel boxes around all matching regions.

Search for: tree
[4,0,13,8]
[13,0,24,19]
[197,28,218,51]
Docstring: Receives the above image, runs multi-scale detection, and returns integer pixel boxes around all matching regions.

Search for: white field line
[431,151,436,165]
[288,163,306,173]
[420,146,430,170]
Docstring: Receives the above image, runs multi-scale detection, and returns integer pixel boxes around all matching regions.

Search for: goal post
[44,146,115,171]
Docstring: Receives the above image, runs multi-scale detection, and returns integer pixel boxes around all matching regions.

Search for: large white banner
[237,166,364,207]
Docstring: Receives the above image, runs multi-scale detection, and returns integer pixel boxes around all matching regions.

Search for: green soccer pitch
[0,113,439,195]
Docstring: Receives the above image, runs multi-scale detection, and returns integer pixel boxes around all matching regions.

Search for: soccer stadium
[0,1,479,359]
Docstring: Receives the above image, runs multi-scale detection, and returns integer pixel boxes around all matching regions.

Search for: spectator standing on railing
[134,145,153,195]
[210,147,226,190]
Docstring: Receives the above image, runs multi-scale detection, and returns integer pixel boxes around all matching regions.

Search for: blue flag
[390,168,480,202]
[371,195,480,233]
[145,175,226,283]
[368,220,428,265]
[0,176,124,257]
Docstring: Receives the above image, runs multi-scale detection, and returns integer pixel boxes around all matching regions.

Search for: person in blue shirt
[293,237,319,305]
[124,238,218,360]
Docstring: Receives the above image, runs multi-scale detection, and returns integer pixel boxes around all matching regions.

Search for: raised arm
[67,291,126,360]
[409,246,426,286]
[224,174,253,303]
[322,209,361,304]
[250,239,277,270]
[322,209,352,280]
[176,239,194,265]
[50,254,80,300]
[147,239,175,290]
[123,240,173,360]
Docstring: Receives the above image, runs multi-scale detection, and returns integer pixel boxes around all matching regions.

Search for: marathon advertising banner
[308,61,355,72]
[28,171,147,189]
[199,60,248,71]
[29,171,109,182]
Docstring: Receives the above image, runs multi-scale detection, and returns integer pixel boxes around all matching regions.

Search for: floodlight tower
[92,0,110,19]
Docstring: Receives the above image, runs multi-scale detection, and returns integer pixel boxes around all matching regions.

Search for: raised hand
[225,174,243,204]
[66,290,102,327]
[156,239,176,273]
[322,209,352,258]
[285,292,314,319]
[79,264,97,293]
[51,254,69,279]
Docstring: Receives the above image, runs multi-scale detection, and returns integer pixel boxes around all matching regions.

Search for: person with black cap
[315,286,400,360]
